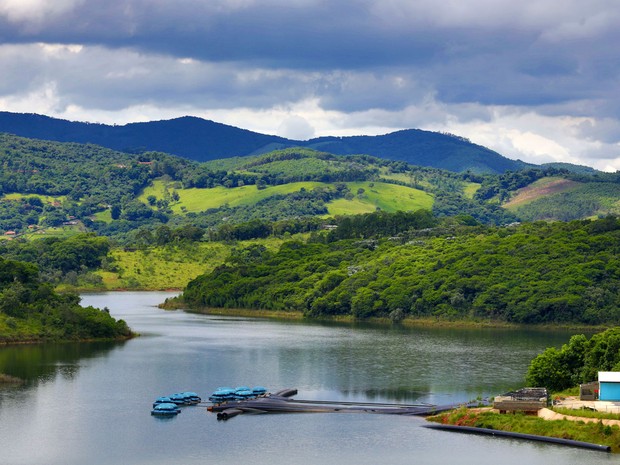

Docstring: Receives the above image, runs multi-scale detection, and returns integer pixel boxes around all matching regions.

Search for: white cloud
[0,0,83,23]
[277,115,316,140]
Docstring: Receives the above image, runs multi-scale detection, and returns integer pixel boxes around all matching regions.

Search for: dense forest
[0,233,110,286]
[0,255,132,343]
[180,214,620,325]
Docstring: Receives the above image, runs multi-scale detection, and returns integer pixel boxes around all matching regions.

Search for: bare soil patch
[504,178,580,208]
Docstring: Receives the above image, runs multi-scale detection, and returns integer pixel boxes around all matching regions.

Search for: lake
[0,292,614,464]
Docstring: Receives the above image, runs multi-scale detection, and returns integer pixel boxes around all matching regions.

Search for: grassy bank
[552,407,620,421]
[428,408,620,452]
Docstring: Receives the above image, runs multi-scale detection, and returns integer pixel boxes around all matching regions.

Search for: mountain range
[0,111,529,174]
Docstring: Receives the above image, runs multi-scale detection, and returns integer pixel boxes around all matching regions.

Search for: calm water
[0,292,614,464]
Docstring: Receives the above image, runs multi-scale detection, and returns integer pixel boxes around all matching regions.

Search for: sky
[1,0,619,171]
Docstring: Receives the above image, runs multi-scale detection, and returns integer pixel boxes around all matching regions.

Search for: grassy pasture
[140,180,433,216]
[96,236,297,290]
[2,193,67,204]
[463,182,481,199]
[140,180,327,213]
[327,182,433,216]
[92,209,113,223]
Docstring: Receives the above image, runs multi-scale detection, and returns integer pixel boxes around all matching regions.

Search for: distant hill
[0,111,528,174]
[303,130,532,173]
[540,162,600,175]
[0,112,290,161]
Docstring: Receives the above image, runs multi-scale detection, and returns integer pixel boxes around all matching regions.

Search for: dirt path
[538,408,620,426]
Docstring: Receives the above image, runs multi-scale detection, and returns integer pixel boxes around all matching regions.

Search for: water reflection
[0,341,125,385]
[0,292,604,465]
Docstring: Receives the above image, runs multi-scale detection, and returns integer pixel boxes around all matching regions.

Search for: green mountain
[0,111,526,174]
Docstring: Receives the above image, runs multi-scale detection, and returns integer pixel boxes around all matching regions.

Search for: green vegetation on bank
[526,327,620,392]
[0,256,133,343]
[179,214,620,325]
[430,327,620,453]
[0,233,110,288]
[551,407,620,421]
[428,408,620,453]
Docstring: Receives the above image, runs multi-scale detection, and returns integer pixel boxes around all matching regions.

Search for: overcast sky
[1,0,619,171]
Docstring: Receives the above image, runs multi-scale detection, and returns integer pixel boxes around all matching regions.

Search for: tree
[111,205,121,220]
[154,225,172,245]
[525,347,572,392]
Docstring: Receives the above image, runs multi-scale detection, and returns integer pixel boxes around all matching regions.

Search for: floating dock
[208,388,473,420]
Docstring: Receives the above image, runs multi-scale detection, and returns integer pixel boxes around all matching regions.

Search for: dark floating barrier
[271,388,298,398]
[423,423,612,453]
[217,408,245,420]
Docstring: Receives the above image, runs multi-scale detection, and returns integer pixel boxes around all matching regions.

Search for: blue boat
[209,387,236,403]
[179,391,202,404]
[151,402,181,416]
[234,388,254,400]
[209,385,269,403]
[167,392,200,405]
[169,393,190,405]
[153,396,173,408]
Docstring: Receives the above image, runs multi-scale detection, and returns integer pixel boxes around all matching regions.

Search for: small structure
[579,381,599,401]
[493,387,548,414]
[598,372,620,401]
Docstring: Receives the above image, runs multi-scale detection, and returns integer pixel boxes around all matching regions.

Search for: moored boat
[151,402,181,416]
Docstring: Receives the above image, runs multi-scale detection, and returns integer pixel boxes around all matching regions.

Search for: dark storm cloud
[0,1,444,69]
[1,0,618,112]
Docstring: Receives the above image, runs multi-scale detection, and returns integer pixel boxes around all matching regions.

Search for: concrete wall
[493,397,547,413]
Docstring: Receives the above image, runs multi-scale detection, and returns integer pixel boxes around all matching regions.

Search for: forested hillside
[0,136,511,240]
[180,214,620,325]
[1,132,620,247]
[2,132,620,249]
[0,255,132,343]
